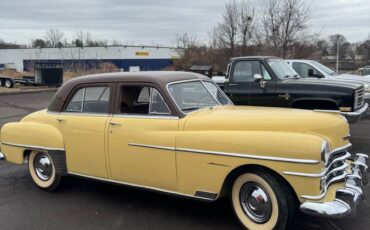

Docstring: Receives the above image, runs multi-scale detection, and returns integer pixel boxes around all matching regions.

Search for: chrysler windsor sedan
[0,72,368,229]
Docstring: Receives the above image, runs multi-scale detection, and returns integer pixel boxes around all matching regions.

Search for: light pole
[336,35,340,73]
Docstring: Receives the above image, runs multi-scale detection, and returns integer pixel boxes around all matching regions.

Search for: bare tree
[173,33,203,70]
[45,29,65,47]
[328,34,348,58]
[31,39,47,48]
[217,0,239,57]
[261,0,312,58]
[238,0,255,56]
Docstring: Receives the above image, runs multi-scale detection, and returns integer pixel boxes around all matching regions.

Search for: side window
[232,61,271,82]
[203,81,230,105]
[292,62,320,78]
[65,86,110,113]
[150,89,171,115]
[233,61,261,82]
[120,86,171,116]
[66,88,84,112]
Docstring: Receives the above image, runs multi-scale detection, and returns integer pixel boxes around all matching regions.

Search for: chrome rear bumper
[0,152,5,160]
[300,153,368,218]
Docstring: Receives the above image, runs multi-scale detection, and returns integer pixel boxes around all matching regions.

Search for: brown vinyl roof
[48,71,208,114]
[64,71,208,85]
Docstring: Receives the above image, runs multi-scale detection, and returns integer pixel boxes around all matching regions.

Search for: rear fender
[0,122,64,164]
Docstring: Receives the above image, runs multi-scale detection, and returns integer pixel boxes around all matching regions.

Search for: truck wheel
[0,80,3,87]
[4,79,14,88]
[28,151,61,191]
[231,170,294,230]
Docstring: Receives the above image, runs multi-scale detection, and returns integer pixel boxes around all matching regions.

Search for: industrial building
[0,46,179,85]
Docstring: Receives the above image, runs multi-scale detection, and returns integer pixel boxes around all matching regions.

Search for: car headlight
[321,140,331,164]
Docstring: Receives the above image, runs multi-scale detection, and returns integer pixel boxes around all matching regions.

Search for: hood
[285,78,362,90]
[333,74,370,85]
[183,105,349,148]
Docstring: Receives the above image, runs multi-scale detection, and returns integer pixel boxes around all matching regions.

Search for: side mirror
[308,69,324,78]
[254,74,263,81]
[308,69,314,77]
[254,74,267,88]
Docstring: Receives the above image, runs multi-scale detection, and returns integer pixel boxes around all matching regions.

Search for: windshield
[167,80,231,113]
[310,61,336,76]
[267,59,299,79]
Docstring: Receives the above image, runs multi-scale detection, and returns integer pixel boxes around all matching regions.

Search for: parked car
[0,71,368,229]
[358,66,370,76]
[286,59,370,102]
[216,57,368,123]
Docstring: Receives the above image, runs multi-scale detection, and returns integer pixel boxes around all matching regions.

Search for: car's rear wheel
[231,170,294,230]
[28,151,61,191]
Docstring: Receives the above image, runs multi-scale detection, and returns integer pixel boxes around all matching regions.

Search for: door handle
[109,122,122,126]
[229,83,239,86]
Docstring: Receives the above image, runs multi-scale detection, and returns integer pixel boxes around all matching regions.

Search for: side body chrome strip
[129,143,319,164]
[0,142,65,151]
[128,143,176,151]
[68,172,216,201]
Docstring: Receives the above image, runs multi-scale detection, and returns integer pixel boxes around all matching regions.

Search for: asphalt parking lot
[0,91,369,230]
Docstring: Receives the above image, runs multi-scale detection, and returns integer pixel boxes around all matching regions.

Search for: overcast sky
[0,0,369,46]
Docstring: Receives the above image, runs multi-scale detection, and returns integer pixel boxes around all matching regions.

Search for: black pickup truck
[217,56,368,122]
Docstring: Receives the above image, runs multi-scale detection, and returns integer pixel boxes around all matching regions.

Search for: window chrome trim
[129,143,319,164]
[113,114,179,120]
[68,172,216,201]
[60,112,110,117]
[81,87,86,112]
[1,142,65,151]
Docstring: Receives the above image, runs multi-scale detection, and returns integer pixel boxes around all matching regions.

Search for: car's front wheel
[231,170,294,230]
[28,151,61,191]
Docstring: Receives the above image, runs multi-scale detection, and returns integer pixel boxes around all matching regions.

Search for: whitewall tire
[231,170,294,230]
[28,151,61,191]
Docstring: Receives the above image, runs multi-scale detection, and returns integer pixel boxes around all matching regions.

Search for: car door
[59,84,112,179]
[226,59,276,106]
[108,84,178,191]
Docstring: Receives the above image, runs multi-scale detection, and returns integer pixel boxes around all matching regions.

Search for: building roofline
[0,45,179,51]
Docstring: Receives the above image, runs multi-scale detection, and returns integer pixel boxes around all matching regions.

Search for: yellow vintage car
[0,72,368,229]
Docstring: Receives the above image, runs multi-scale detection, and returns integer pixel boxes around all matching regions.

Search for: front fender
[0,122,64,164]
[175,130,325,201]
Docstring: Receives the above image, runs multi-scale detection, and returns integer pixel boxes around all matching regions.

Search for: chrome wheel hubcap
[34,153,52,181]
[240,182,272,223]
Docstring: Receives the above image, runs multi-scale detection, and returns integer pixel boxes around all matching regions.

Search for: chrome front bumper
[341,103,368,123]
[0,152,4,160]
[300,153,368,218]
[365,93,370,104]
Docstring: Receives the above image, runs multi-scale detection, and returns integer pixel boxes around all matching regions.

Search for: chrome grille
[322,151,351,188]
[354,88,365,110]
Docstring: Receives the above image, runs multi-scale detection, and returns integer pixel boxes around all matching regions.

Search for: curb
[0,88,58,96]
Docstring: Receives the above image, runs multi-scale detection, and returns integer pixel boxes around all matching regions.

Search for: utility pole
[336,35,340,73]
